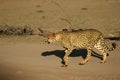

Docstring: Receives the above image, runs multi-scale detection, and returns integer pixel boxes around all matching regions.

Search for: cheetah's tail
[108,42,117,51]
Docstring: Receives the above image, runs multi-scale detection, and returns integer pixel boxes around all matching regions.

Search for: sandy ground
[0,0,120,33]
[0,38,120,80]
[0,0,120,80]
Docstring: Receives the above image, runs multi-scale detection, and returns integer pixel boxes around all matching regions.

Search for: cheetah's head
[46,33,60,44]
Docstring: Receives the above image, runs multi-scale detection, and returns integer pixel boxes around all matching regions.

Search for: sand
[0,0,120,80]
[0,39,120,80]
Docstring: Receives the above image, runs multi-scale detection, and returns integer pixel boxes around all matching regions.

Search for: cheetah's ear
[52,33,56,37]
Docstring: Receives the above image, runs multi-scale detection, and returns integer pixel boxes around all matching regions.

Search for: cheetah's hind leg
[79,49,92,65]
[94,39,107,63]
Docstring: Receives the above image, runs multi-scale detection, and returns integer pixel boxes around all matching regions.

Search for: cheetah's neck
[55,34,62,41]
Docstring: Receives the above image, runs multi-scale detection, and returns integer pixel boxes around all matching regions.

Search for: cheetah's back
[62,29,103,49]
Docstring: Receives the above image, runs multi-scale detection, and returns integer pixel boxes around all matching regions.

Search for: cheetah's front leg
[61,49,72,67]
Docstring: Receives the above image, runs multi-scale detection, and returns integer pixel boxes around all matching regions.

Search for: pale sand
[0,0,120,80]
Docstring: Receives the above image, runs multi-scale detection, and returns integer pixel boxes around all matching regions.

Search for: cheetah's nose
[47,42,50,44]
[45,40,50,44]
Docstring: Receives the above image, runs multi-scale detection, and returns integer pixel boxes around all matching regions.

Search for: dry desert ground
[0,0,120,80]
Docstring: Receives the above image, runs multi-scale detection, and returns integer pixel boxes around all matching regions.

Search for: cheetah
[46,29,114,67]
